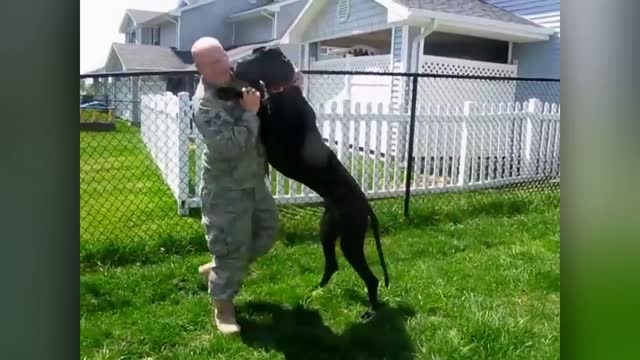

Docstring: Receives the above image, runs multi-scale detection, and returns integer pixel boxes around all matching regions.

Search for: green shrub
[80,109,113,123]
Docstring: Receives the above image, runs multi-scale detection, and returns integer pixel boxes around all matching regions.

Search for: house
[483,0,560,79]
[279,0,560,109]
[88,0,312,122]
[88,0,560,122]
[99,1,310,73]
[273,0,561,171]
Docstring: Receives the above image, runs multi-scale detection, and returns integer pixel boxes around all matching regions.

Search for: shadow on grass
[237,301,417,360]
[277,195,535,247]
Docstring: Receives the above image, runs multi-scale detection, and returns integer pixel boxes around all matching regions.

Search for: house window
[423,32,509,64]
[127,30,137,44]
[337,0,351,23]
[152,27,161,46]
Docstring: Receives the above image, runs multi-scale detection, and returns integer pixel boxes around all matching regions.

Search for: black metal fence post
[403,75,419,218]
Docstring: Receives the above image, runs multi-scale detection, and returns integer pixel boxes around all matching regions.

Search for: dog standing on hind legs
[227,47,390,319]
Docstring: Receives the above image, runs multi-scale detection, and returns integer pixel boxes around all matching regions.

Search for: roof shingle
[391,0,542,27]
[112,43,194,71]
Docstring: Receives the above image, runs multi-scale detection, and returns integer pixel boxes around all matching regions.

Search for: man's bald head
[191,37,231,86]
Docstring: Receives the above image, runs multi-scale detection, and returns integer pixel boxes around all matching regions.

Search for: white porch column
[390,25,410,165]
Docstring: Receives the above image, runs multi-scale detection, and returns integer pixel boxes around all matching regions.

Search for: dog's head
[234,46,297,94]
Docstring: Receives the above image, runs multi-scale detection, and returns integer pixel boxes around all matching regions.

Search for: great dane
[218,47,390,317]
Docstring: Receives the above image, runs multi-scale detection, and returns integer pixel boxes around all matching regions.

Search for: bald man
[191,37,278,335]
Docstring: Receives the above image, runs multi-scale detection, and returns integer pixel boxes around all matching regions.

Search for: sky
[80,0,177,74]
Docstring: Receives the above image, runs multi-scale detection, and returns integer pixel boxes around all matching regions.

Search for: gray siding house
[278,0,560,108]
[87,0,560,121]
[92,0,560,80]
[484,0,560,79]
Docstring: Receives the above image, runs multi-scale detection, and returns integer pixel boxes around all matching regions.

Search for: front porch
[301,27,522,111]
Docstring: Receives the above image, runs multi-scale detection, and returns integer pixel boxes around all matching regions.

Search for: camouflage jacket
[193,78,267,191]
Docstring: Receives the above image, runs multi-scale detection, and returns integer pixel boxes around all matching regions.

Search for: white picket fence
[139,92,560,214]
[140,92,192,214]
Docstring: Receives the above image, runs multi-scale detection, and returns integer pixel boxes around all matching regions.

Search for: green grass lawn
[81,122,560,359]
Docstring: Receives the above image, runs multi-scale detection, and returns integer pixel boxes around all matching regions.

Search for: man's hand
[240,87,261,114]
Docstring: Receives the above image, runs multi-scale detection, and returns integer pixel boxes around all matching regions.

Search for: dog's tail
[368,205,389,288]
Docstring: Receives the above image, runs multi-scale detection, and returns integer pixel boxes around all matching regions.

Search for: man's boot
[198,262,213,284]
[212,300,241,335]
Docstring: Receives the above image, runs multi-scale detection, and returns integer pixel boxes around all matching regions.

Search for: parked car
[80,101,111,113]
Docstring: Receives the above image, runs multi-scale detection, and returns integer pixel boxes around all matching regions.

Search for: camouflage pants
[201,179,278,301]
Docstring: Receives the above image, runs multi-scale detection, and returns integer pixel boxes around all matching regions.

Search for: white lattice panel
[420,55,517,77]
[309,56,393,109]
[416,56,518,107]
[310,55,391,72]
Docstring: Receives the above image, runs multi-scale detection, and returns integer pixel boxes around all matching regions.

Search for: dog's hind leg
[318,207,340,288]
[339,226,381,318]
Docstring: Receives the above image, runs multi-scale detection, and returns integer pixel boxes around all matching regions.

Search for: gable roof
[282,0,553,44]
[391,0,541,27]
[107,43,194,72]
[127,9,165,24]
[81,66,105,76]
[118,9,165,33]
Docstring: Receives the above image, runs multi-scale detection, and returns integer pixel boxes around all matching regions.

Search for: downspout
[411,19,438,72]
[261,11,278,40]
[177,17,181,49]
[232,23,236,46]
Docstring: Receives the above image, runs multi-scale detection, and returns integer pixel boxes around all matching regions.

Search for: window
[337,0,351,23]
[152,27,161,46]
[127,30,137,44]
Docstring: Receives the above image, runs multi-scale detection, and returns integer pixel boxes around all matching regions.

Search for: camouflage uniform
[193,78,278,302]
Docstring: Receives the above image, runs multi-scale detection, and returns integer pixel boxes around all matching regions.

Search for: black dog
[217,47,389,316]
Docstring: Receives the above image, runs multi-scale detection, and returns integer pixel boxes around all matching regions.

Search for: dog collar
[268,79,296,94]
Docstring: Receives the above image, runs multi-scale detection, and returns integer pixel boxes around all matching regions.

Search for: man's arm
[194,102,259,161]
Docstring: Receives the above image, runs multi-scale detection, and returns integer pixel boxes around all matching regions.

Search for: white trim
[373,0,554,39]
[119,13,137,33]
[283,0,552,46]
[303,43,310,70]
[389,26,396,70]
[232,23,236,46]
[170,0,217,15]
[413,20,437,72]
[273,12,279,40]
[408,9,553,39]
[418,30,425,62]
[372,0,409,17]
[228,0,301,22]
[177,16,181,49]
[400,25,409,72]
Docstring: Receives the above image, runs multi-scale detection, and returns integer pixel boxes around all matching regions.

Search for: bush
[80,109,113,123]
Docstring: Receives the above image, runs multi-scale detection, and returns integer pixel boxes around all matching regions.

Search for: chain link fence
[80,70,559,268]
